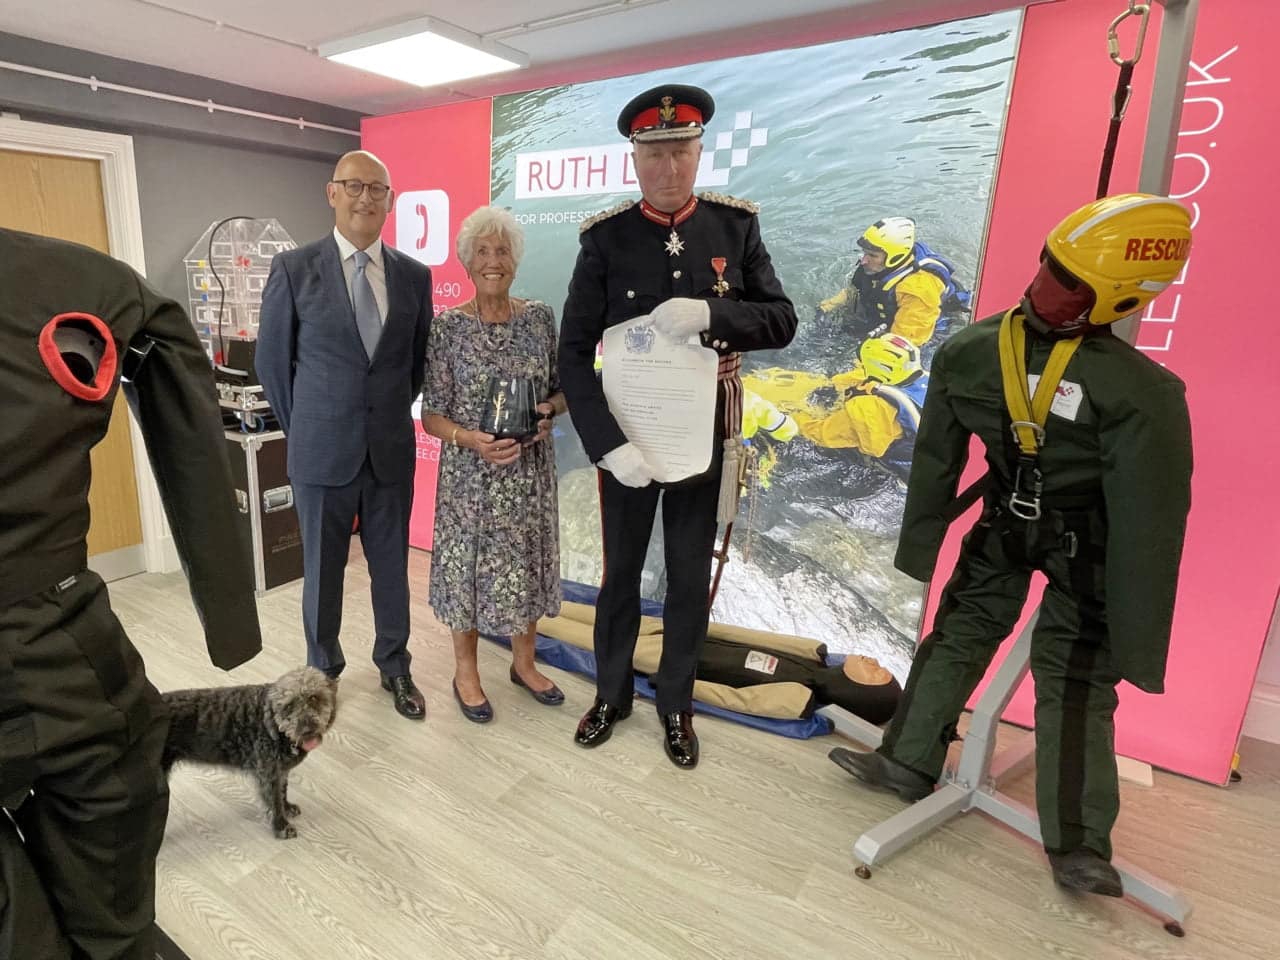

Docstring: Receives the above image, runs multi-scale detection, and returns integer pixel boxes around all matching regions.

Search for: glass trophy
[480,375,538,441]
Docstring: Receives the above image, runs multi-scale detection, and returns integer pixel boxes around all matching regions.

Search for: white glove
[600,442,653,488]
[650,297,711,340]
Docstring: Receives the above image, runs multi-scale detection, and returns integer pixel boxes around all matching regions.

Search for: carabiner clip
[1009,492,1042,521]
[1108,2,1151,67]
[1009,458,1043,521]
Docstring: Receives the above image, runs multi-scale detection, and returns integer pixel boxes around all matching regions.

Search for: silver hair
[455,205,525,267]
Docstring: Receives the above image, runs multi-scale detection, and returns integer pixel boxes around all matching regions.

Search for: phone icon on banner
[395,190,449,266]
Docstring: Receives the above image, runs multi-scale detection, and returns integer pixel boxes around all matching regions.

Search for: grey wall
[132,134,337,304]
[0,30,363,302]
[0,31,360,160]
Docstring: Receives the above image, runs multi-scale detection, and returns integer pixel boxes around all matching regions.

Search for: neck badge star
[664,229,685,257]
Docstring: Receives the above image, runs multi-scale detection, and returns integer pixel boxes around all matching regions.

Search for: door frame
[1,115,179,574]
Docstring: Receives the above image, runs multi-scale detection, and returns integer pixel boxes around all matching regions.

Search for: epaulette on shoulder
[580,200,636,233]
[697,192,760,215]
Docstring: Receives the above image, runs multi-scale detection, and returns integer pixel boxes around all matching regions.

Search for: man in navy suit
[257,150,432,719]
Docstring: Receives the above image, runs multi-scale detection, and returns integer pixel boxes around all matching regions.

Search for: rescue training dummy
[828,194,1194,898]
[0,228,263,959]
[695,637,901,724]
[537,602,902,723]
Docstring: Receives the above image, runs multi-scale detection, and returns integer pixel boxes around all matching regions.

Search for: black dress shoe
[574,697,631,747]
[452,679,493,723]
[661,710,699,769]
[1047,849,1124,897]
[828,747,934,802]
[380,674,425,720]
[509,665,565,705]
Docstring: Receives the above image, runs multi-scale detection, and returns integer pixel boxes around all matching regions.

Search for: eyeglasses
[331,178,390,200]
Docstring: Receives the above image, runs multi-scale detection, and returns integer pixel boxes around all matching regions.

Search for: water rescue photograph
[490,9,1022,681]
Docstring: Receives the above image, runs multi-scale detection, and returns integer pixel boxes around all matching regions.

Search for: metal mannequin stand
[819,612,1191,936]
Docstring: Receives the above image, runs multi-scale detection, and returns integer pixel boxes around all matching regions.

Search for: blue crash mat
[482,580,833,740]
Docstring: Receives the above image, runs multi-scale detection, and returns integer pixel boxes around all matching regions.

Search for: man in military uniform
[0,228,262,958]
[828,195,1194,896]
[559,83,798,768]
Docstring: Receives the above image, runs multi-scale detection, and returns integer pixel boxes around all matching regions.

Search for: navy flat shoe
[452,679,493,723]
[509,666,565,705]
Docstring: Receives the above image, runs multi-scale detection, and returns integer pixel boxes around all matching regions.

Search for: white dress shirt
[333,227,388,325]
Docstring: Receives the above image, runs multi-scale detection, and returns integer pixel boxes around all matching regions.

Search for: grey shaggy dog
[161,666,338,839]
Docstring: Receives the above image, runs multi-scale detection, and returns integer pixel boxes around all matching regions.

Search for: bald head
[332,149,390,184]
[327,150,394,249]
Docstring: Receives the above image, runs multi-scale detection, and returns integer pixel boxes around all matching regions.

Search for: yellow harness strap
[996,308,1082,517]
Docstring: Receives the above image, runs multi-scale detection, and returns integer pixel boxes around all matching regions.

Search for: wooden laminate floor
[108,547,1280,960]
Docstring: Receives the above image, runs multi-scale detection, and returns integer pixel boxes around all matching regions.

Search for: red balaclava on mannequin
[1023,253,1097,336]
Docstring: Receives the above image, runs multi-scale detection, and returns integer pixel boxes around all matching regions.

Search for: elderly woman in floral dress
[420,206,565,722]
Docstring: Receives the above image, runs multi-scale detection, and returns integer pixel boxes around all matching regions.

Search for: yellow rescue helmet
[859,333,922,386]
[858,217,916,269]
[1044,193,1192,327]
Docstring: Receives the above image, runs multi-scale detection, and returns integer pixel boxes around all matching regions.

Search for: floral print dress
[423,300,562,635]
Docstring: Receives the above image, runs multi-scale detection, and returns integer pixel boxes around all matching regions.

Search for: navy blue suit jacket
[256,235,432,487]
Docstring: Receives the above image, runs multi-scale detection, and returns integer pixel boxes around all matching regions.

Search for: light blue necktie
[352,249,381,361]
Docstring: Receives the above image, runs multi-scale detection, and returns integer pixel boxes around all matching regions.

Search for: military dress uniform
[559,192,797,717]
[0,228,262,959]
[878,309,1193,860]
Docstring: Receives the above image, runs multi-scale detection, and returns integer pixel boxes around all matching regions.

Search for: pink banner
[362,99,495,551]
[942,0,1277,783]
